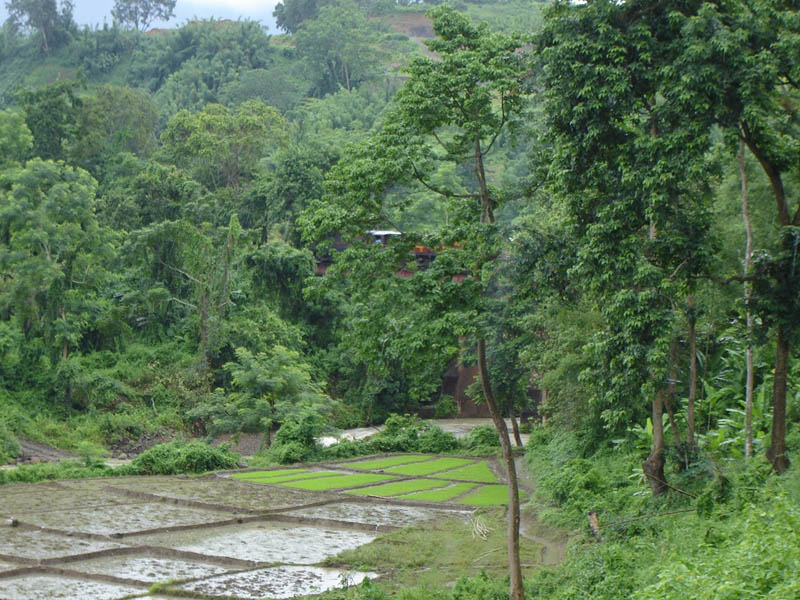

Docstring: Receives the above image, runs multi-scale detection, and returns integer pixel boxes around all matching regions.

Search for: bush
[127,440,238,475]
[465,425,501,449]
[367,414,459,454]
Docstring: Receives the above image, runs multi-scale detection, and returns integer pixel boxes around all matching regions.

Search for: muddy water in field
[77,555,233,582]
[178,566,375,599]
[107,476,329,511]
[0,488,138,516]
[0,574,143,599]
[22,502,237,535]
[0,527,125,560]
[285,501,473,527]
[136,522,377,564]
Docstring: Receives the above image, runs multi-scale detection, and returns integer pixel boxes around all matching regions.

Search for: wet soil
[12,439,79,465]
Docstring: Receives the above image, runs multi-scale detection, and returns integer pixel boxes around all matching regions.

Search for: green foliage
[464,424,500,449]
[0,108,33,167]
[0,420,21,464]
[126,439,238,475]
[0,460,115,485]
[369,415,459,454]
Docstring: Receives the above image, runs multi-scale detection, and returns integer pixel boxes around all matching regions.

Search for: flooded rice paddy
[0,456,484,599]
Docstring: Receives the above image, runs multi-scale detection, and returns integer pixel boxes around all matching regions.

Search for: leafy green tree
[294,1,382,95]
[112,0,176,31]
[539,0,718,492]
[675,0,800,473]
[70,84,158,176]
[273,0,324,34]
[0,109,33,168]
[5,0,75,53]
[301,7,528,597]
[0,159,116,404]
[16,78,83,161]
[192,346,330,445]
[160,101,288,194]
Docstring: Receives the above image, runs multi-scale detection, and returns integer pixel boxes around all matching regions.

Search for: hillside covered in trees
[1,0,799,598]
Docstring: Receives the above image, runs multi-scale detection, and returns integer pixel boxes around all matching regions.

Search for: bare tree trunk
[643,385,668,496]
[767,325,790,473]
[477,338,524,600]
[739,142,755,460]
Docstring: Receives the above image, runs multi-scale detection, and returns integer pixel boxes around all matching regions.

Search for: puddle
[285,501,473,527]
[22,502,236,536]
[178,565,375,599]
[75,555,233,582]
[0,528,124,560]
[108,477,328,511]
[0,574,143,599]
[136,522,377,564]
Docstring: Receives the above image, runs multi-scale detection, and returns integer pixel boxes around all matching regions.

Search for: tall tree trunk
[739,142,755,460]
[477,338,524,600]
[475,136,523,599]
[664,340,686,466]
[767,325,790,473]
[643,384,668,496]
[744,130,792,474]
[687,296,697,456]
[664,340,683,465]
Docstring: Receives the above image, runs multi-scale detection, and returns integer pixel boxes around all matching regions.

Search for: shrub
[465,425,501,449]
[127,440,238,475]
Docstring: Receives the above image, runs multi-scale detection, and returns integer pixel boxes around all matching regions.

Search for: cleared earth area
[0,454,550,599]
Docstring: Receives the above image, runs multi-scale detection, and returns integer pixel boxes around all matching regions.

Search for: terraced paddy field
[0,454,545,599]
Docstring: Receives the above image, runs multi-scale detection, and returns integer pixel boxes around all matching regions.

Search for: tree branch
[158,259,202,285]
[168,297,197,310]
[409,160,479,200]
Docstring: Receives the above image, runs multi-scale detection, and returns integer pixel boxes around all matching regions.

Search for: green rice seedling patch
[345,478,448,497]
[232,468,308,480]
[345,455,430,470]
[385,457,473,477]
[431,461,499,483]
[281,473,396,491]
[458,484,525,506]
[245,471,342,484]
[397,483,478,502]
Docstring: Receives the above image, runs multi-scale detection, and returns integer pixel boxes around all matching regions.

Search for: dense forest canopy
[1,0,799,596]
